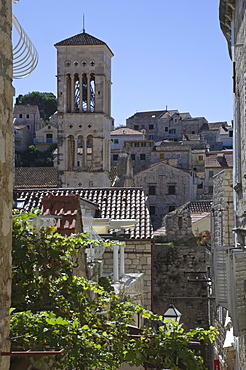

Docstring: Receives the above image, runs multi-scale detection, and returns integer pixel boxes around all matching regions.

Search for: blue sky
[13,0,232,126]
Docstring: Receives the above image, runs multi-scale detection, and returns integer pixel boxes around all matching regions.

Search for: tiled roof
[182,200,212,213]
[14,105,39,114]
[13,188,153,240]
[205,151,233,168]
[14,167,58,189]
[111,127,143,136]
[54,32,113,55]
[41,194,82,236]
[128,110,167,119]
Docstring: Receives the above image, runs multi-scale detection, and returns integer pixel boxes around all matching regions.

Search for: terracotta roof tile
[111,127,143,135]
[41,194,82,237]
[54,32,113,55]
[14,168,58,189]
[13,188,153,240]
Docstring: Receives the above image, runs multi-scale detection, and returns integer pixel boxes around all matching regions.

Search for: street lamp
[163,305,182,323]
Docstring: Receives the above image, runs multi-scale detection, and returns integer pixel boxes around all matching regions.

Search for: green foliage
[16,91,57,121]
[15,144,57,167]
[11,211,217,370]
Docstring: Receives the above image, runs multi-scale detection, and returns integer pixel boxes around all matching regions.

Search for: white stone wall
[0,1,13,369]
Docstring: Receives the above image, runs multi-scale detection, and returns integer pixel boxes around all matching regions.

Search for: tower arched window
[66,74,71,113]
[82,73,88,111]
[77,135,83,168]
[74,73,80,112]
[90,73,95,112]
[87,135,93,168]
[67,135,75,170]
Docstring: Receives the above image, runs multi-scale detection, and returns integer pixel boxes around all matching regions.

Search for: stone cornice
[219,0,236,58]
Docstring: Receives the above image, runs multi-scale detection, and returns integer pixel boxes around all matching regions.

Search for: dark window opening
[140,153,146,160]
[169,205,176,212]
[46,133,53,143]
[149,124,154,130]
[148,185,156,195]
[168,185,176,195]
[131,154,135,160]
[113,154,118,161]
[149,206,156,215]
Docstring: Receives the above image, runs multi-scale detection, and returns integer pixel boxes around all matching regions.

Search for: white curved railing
[12,14,39,79]
[12,0,38,79]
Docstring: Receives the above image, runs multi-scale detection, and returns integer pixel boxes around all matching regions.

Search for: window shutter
[228,250,246,336]
[214,246,231,308]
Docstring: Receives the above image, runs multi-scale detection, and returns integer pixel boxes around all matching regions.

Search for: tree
[16,92,57,121]
[16,145,56,167]
[11,211,217,370]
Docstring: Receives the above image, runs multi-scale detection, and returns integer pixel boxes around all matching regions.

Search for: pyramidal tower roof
[55,32,113,55]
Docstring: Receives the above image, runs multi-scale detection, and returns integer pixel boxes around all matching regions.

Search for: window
[131,154,135,160]
[134,125,139,130]
[168,185,176,195]
[149,135,154,140]
[169,205,176,212]
[19,114,22,118]
[159,153,164,160]
[229,131,233,137]
[198,155,203,161]
[197,182,203,189]
[169,129,176,134]
[113,154,118,161]
[148,185,156,195]
[208,186,213,194]
[165,127,168,132]
[149,206,156,215]
[46,133,53,143]
[26,114,29,119]
[140,153,146,160]
[192,131,195,134]
[113,139,119,144]
[149,124,154,130]
[209,170,214,178]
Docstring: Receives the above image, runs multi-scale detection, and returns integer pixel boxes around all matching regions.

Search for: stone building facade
[0,1,13,369]
[126,109,209,142]
[211,2,246,367]
[134,161,198,230]
[210,169,236,370]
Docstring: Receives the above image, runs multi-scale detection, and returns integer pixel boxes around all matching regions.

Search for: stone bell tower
[55,31,113,188]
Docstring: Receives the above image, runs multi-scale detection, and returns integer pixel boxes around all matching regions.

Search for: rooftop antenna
[83,14,85,33]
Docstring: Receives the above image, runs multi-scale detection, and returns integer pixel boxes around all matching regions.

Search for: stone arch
[74,73,80,112]
[66,73,71,113]
[90,73,95,112]
[86,135,93,169]
[77,134,84,168]
[67,134,75,170]
[82,73,88,111]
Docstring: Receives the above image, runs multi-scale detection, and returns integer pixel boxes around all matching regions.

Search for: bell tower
[55,31,113,188]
